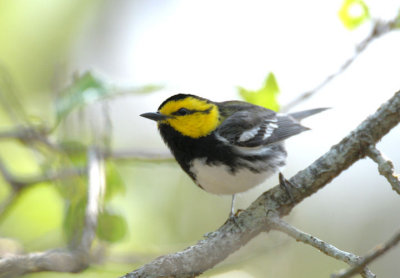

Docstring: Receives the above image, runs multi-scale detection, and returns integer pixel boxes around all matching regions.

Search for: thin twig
[332,228,400,278]
[269,216,375,278]
[0,66,29,124]
[1,126,174,162]
[366,145,400,195]
[0,149,170,185]
[0,158,85,189]
[114,84,164,96]
[107,149,173,162]
[281,19,398,112]
[0,126,58,150]
[0,139,169,221]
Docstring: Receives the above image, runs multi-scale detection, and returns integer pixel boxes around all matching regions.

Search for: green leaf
[55,71,111,124]
[52,141,87,200]
[56,172,87,201]
[58,140,87,163]
[96,210,127,243]
[396,10,400,29]
[238,73,280,111]
[105,161,125,201]
[338,0,370,30]
[63,198,87,243]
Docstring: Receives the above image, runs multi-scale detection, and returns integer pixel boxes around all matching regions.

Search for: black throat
[158,124,236,178]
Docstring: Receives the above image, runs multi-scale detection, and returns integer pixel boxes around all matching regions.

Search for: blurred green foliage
[105,161,126,201]
[97,209,127,243]
[0,0,100,119]
[0,0,172,274]
[237,73,280,111]
[55,72,111,127]
[0,1,132,276]
[63,194,87,245]
[396,11,400,29]
[0,184,63,250]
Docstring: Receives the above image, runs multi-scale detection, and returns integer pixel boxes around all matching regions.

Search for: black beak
[140,112,169,121]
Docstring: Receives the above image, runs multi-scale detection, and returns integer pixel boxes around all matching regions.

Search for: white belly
[190,158,276,195]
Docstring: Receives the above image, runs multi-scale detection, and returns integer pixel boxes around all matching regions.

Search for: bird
[141,94,327,218]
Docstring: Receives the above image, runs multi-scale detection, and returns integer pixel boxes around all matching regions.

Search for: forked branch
[121,91,400,277]
[366,145,400,195]
[270,216,375,278]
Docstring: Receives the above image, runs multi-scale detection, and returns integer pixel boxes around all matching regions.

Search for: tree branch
[121,90,400,277]
[0,147,105,278]
[366,145,400,195]
[332,227,400,278]
[0,126,57,150]
[270,216,375,278]
[80,147,105,251]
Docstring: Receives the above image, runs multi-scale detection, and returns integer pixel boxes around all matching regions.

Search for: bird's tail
[289,108,329,121]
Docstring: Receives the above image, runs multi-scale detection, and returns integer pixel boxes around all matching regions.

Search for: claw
[279,172,296,203]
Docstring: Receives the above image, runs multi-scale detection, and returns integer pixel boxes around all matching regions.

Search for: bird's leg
[226,194,243,227]
[279,172,296,203]
[229,194,236,218]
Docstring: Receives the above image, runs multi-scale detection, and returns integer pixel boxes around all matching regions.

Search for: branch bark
[121,90,400,278]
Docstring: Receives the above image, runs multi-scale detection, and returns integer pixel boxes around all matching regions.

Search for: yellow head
[141,94,220,138]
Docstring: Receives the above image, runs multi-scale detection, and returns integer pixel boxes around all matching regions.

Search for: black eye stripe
[172,107,212,116]
[172,108,193,116]
[201,107,212,114]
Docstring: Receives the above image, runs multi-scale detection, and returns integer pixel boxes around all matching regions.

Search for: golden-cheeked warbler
[141,94,326,217]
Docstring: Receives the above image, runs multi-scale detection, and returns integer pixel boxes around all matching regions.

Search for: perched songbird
[141,94,326,217]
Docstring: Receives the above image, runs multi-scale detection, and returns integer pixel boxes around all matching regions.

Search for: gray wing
[216,109,308,148]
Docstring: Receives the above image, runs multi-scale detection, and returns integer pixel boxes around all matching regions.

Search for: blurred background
[0,0,400,277]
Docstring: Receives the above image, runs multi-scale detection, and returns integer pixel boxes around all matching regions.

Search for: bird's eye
[177,108,189,116]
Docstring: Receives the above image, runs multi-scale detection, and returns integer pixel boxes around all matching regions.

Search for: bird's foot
[279,172,297,203]
[226,209,243,226]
